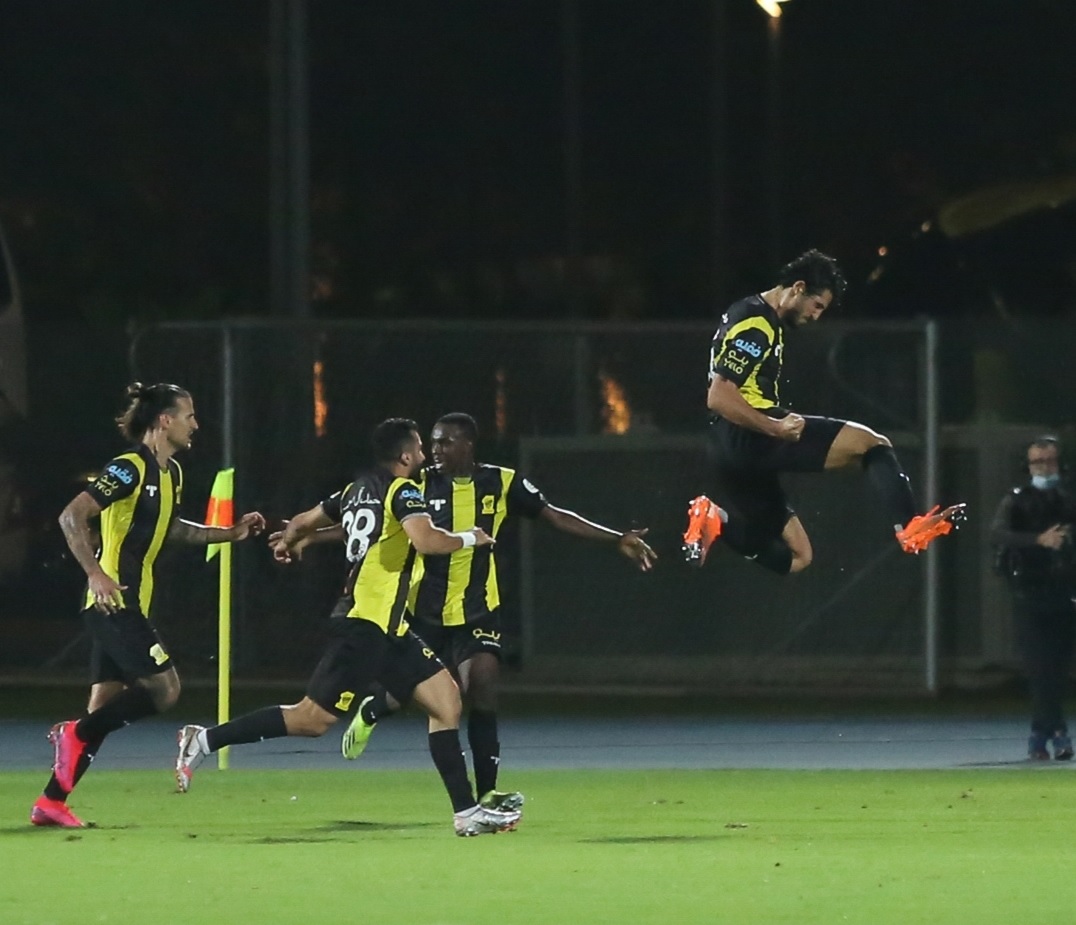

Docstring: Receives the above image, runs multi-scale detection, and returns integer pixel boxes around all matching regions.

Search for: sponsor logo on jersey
[733,337,763,358]
[107,464,134,484]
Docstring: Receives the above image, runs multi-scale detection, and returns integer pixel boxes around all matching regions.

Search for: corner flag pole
[206,467,235,770]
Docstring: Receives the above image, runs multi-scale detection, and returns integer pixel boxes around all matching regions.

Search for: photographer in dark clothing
[991,436,1076,760]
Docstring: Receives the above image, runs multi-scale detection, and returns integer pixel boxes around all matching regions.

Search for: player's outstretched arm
[267,522,346,563]
[270,506,335,562]
[169,511,266,545]
[539,506,657,572]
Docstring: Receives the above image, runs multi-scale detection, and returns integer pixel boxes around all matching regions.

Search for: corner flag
[205,468,235,561]
[205,466,235,769]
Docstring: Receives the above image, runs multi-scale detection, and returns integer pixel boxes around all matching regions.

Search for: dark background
[2,0,1073,328]
[1,1,1074,688]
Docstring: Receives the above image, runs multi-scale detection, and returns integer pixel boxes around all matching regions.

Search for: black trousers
[1012,587,1076,736]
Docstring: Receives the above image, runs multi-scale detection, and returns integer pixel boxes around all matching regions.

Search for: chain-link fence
[4,317,1072,692]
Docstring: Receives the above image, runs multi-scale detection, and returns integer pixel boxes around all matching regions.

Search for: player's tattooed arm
[168,512,267,545]
[59,491,127,612]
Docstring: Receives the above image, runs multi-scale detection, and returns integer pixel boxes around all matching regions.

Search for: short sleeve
[506,472,548,519]
[319,484,349,523]
[85,457,141,509]
[712,323,773,386]
[390,480,429,522]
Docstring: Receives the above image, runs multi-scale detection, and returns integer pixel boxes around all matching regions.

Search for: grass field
[1,767,1071,924]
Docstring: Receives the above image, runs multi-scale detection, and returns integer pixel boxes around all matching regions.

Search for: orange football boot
[682,495,726,567]
[896,503,967,554]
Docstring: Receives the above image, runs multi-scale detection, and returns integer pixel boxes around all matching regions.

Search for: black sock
[363,688,393,725]
[468,709,501,796]
[719,514,792,575]
[717,507,746,549]
[205,706,288,752]
[75,685,158,742]
[861,444,916,528]
[43,735,105,802]
[753,538,794,576]
[428,729,475,813]
[71,738,104,789]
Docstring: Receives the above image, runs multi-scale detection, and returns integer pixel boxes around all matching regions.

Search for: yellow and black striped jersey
[412,463,547,627]
[82,444,183,617]
[321,467,428,637]
[709,294,784,410]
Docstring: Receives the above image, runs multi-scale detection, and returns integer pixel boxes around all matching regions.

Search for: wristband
[456,531,477,548]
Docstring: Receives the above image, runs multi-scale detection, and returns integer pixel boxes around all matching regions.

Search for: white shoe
[175,724,207,793]
[453,804,521,837]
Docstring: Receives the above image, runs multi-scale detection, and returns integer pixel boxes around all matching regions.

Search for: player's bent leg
[461,653,523,811]
[176,702,296,792]
[141,667,182,713]
[823,421,889,470]
[411,669,463,733]
[826,422,966,551]
[410,670,520,833]
[460,651,498,712]
[782,516,813,573]
[281,697,338,736]
[86,680,126,713]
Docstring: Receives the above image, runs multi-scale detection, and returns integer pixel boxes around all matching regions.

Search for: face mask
[1031,473,1061,490]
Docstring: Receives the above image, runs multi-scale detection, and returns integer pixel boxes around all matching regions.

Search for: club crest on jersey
[481,495,496,515]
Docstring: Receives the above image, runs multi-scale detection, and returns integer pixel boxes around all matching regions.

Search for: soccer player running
[32,383,266,828]
[175,418,522,837]
[682,249,965,573]
[335,412,657,812]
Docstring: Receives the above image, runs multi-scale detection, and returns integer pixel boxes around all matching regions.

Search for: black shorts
[82,607,174,684]
[411,610,503,672]
[306,618,446,717]
[706,412,845,551]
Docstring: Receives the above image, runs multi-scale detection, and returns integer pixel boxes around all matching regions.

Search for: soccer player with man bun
[32,382,265,828]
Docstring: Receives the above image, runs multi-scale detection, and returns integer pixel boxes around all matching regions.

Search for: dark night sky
[1,0,1073,323]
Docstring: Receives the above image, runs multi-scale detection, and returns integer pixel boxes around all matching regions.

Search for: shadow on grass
[252,820,438,843]
[580,834,727,844]
[321,819,438,832]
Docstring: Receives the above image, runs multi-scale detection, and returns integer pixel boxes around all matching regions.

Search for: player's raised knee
[789,546,813,573]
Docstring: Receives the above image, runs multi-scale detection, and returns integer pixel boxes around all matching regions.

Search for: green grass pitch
[1,768,1071,924]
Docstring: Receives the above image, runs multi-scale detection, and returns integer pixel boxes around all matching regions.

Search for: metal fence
[4,316,1072,692]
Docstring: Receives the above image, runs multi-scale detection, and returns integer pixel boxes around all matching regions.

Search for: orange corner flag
[205,468,235,561]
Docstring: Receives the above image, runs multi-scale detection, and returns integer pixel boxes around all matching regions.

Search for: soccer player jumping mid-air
[682,249,965,573]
